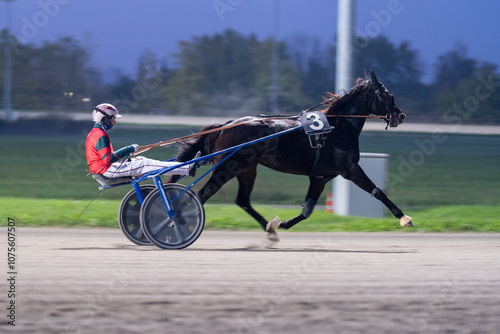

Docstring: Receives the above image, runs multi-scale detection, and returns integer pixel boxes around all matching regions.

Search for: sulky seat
[92,173,133,187]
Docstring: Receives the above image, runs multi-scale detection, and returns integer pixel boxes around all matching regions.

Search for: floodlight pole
[3,0,16,122]
[335,0,355,93]
[270,0,280,113]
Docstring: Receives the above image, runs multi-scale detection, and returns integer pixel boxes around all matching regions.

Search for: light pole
[332,0,355,215]
[3,0,17,122]
[269,0,280,113]
[335,0,355,94]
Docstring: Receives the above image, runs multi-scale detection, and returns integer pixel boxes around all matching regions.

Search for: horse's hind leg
[196,163,236,204]
[271,176,330,230]
[235,165,279,240]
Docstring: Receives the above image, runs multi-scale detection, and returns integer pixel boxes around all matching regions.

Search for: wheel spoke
[171,220,185,244]
[149,217,171,235]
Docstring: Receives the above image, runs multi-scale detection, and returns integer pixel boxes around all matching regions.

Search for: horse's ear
[370,70,382,90]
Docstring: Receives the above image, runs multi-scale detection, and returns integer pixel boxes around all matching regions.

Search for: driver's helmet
[92,103,121,123]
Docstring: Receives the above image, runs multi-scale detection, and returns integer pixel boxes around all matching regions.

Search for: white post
[333,153,390,218]
[335,0,355,93]
[333,0,359,216]
[270,0,280,113]
[3,0,17,122]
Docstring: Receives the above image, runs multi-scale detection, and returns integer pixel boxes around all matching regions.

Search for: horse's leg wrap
[371,187,383,199]
[302,199,316,218]
[279,199,317,230]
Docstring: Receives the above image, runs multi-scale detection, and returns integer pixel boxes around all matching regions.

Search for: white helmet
[92,103,121,123]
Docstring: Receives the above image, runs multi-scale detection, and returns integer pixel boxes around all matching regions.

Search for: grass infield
[1,197,499,232]
[1,120,499,232]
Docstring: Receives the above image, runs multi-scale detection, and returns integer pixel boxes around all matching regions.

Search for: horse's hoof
[400,215,414,227]
[266,216,281,232]
[267,231,280,243]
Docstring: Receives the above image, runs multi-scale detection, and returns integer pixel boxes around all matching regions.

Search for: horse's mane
[320,78,370,114]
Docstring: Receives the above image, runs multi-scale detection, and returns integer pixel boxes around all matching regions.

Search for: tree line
[1,29,499,123]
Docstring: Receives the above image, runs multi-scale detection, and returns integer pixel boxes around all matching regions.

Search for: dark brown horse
[172,70,413,240]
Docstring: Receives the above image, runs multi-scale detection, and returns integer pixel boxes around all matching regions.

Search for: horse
[171,70,413,240]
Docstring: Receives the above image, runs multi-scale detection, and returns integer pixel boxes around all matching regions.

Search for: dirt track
[2,228,499,333]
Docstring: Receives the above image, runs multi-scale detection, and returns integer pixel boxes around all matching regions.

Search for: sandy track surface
[2,228,499,333]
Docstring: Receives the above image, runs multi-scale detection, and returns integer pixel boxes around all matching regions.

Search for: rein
[135,116,291,154]
[135,112,387,155]
[327,115,387,119]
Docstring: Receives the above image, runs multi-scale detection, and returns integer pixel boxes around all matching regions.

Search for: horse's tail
[176,122,228,163]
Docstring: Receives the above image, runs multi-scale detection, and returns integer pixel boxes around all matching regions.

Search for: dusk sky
[2,0,500,83]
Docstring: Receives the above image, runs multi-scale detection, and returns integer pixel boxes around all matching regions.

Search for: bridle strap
[135,113,387,154]
[326,115,387,119]
[135,87,390,154]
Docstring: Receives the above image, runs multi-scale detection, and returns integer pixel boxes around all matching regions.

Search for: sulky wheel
[118,184,157,246]
[140,183,205,249]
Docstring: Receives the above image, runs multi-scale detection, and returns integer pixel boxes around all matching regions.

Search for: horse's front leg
[342,163,413,227]
[267,176,330,231]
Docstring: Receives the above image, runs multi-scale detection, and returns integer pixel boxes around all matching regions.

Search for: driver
[85,103,198,178]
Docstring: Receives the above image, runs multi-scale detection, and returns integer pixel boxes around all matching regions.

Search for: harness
[368,71,399,130]
[135,75,398,161]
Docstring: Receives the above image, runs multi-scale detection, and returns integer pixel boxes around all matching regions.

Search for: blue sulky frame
[102,125,304,222]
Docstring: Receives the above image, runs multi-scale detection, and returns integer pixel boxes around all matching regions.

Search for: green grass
[360,131,500,209]
[1,196,499,232]
[1,120,499,233]
[1,125,500,209]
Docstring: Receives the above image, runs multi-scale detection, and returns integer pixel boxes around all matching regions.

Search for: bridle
[370,80,402,130]
[136,71,400,154]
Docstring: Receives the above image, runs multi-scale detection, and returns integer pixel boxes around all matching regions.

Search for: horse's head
[367,70,406,128]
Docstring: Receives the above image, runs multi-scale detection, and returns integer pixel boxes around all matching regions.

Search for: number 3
[306,112,324,131]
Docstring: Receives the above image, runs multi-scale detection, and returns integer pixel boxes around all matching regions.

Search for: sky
[2,0,500,83]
